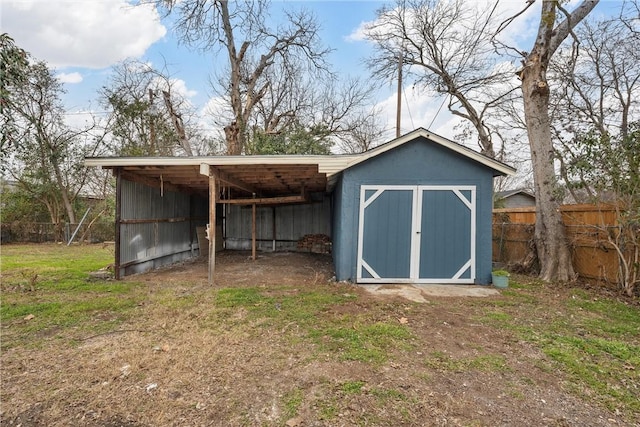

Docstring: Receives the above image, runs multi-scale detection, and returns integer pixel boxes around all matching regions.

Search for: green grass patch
[340,380,366,394]
[479,311,513,324]
[542,335,640,413]
[283,388,304,419]
[1,244,113,277]
[317,399,339,421]
[216,287,266,307]
[567,294,640,338]
[310,321,413,364]
[1,244,142,349]
[212,287,414,365]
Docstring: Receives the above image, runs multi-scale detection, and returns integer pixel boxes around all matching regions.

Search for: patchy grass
[2,246,639,426]
[212,286,413,364]
[283,388,304,419]
[424,351,509,373]
[477,276,640,415]
[310,321,414,364]
[0,244,143,349]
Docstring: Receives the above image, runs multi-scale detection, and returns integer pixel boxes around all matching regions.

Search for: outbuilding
[86,128,515,285]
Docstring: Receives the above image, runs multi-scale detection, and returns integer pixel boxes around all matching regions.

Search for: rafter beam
[119,171,206,197]
[200,163,256,194]
[218,195,308,205]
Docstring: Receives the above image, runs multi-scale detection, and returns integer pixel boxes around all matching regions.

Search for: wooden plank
[252,202,256,261]
[208,170,217,285]
[119,217,206,224]
[218,195,307,205]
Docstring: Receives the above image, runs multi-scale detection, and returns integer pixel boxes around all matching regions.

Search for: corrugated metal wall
[225,195,331,251]
[118,178,330,276]
[119,179,208,276]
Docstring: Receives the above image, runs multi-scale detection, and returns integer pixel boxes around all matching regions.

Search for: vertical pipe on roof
[114,167,122,280]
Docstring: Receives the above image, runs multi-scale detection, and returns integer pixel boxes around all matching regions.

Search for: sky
[0,0,624,151]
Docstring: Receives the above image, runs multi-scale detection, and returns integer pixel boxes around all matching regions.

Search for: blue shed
[332,128,514,285]
[86,128,514,284]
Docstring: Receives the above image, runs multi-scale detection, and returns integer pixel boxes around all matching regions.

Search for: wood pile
[297,234,332,254]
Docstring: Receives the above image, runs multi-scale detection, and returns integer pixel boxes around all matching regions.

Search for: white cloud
[169,79,198,99]
[344,21,369,43]
[56,71,83,84]
[193,95,230,139]
[2,0,166,69]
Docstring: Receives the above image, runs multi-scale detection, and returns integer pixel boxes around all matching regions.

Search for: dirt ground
[2,251,636,426]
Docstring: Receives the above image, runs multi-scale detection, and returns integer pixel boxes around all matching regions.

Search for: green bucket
[492,274,509,289]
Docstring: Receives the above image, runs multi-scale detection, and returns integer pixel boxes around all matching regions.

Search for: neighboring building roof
[495,188,535,199]
[494,188,536,209]
[85,128,516,199]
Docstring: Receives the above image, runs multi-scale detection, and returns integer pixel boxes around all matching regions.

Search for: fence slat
[493,204,623,285]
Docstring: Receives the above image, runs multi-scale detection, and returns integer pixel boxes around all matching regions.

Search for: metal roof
[85,128,516,200]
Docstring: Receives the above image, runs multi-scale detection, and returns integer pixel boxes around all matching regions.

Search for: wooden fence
[493,204,624,285]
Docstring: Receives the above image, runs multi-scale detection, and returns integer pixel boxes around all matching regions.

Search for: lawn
[1,244,638,426]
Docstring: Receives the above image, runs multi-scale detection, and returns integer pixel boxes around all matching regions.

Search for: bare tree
[550,7,640,203]
[1,59,102,225]
[515,0,599,282]
[365,0,519,157]
[101,60,196,156]
[332,107,387,154]
[160,0,331,155]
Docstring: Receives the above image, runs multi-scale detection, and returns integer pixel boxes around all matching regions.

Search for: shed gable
[343,136,495,183]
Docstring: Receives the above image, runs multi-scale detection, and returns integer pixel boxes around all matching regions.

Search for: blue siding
[333,136,495,284]
[331,175,345,278]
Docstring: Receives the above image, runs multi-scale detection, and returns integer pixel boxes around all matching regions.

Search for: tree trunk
[521,71,575,281]
[519,0,599,282]
[224,121,241,155]
[50,158,76,224]
[219,0,245,155]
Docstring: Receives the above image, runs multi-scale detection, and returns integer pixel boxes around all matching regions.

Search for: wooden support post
[189,195,194,256]
[208,169,217,285]
[272,206,276,252]
[252,195,257,261]
[114,168,122,280]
